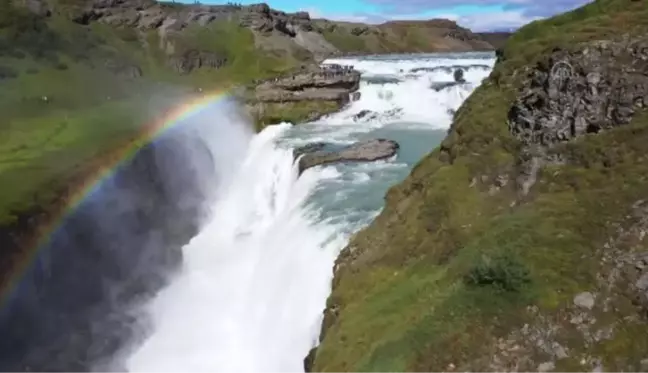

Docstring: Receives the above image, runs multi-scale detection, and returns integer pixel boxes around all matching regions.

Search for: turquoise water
[283,123,447,234]
[127,52,494,372]
[275,52,495,238]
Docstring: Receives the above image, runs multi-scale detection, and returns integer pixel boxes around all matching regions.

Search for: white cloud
[299,7,381,23]
[455,9,541,31]
[300,7,542,30]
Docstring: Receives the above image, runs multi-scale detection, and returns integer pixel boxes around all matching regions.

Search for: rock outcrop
[248,65,361,124]
[295,139,399,174]
[167,49,227,74]
[509,38,648,146]
[255,65,360,102]
[351,108,403,122]
[509,35,648,194]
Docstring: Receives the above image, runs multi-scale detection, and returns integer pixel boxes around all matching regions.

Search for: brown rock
[295,139,399,174]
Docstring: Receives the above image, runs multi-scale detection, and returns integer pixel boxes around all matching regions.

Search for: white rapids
[124,52,495,372]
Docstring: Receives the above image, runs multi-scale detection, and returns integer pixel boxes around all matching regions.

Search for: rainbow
[0,90,231,306]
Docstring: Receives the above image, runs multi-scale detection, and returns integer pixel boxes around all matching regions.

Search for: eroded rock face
[65,0,316,38]
[507,35,648,194]
[295,138,399,174]
[508,36,648,147]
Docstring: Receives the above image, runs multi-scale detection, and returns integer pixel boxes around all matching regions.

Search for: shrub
[464,253,531,292]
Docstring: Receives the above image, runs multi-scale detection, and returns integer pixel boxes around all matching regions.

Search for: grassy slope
[313,0,648,371]
[317,20,491,54]
[0,2,300,225]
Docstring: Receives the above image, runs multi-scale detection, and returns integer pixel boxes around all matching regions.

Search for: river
[125,51,495,372]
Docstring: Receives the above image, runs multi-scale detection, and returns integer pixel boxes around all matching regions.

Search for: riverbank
[312,0,648,370]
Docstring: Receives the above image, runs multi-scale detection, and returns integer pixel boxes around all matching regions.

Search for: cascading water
[125,52,495,372]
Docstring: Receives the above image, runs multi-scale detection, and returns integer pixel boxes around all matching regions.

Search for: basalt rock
[352,109,374,121]
[351,108,403,122]
[295,138,399,174]
[427,66,472,91]
[509,37,648,147]
[508,35,648,193]
[64,0,317,38]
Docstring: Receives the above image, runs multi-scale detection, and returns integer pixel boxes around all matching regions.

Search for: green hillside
[313,0,648,371]
[0,0,301,225]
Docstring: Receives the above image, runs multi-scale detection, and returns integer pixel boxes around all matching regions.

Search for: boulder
[352,109,374,121]
[295,138,399,174]
[428,68,467,91]
[453,68,465,83]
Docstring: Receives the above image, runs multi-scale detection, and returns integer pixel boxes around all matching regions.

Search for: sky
[183,0,593,31]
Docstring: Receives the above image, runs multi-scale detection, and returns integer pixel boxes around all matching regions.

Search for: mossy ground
[313,0,648,370]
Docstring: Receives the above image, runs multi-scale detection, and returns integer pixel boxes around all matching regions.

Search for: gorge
[2,0,648,371]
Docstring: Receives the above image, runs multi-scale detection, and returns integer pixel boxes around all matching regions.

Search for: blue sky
[183,0,592,31]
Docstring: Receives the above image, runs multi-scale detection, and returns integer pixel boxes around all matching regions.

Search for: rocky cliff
[312,0,648,371]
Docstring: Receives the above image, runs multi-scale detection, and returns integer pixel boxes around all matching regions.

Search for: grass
[313,0,648,370]
[0,2,308,226]
[321,28,372,53]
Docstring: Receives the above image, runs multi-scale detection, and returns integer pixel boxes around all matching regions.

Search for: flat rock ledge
[294,138,399,174]
[254,65,361,103]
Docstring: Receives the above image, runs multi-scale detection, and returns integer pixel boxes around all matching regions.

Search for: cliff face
[0,130,217,370]
[313,0,648,371]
